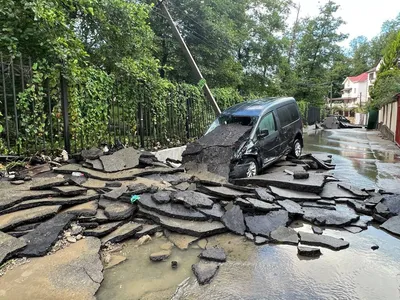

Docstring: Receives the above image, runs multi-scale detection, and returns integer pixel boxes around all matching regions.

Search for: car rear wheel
[244,158,258,178]
[291,139,302,159]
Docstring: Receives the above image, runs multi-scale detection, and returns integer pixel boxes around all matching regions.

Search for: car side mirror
[257,129,269,138]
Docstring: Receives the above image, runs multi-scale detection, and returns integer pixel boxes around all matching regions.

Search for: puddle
[97,237,202,300]
[178,226,400,300]
[304,129,400,192]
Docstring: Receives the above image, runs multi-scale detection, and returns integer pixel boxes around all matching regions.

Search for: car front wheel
[244,158,258,178]
[291,139,302,159]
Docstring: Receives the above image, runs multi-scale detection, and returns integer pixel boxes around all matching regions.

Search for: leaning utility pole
[159,1,221,116]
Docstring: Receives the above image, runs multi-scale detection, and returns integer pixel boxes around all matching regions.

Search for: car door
[255,111,281,168]
[276,105,294,153]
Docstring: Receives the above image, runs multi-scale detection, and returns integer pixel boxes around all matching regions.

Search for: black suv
[206,97,303,178]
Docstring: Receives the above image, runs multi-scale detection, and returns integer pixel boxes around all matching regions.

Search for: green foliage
[3,0,400,154]
[380,31,400,73]
[370,69,400,109]
[212,87,244,110]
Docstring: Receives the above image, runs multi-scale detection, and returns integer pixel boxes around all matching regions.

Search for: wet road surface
[97,129,400,300]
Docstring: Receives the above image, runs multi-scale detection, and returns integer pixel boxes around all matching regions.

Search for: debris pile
[0,146,399,292]
[182,124,252,179]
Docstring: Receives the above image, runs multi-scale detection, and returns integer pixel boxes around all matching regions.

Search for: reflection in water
[99,129,400,300]
[180,226,400,300]
[304,129,400,191]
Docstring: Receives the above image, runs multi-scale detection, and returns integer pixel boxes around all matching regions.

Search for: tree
[370,31,400,109]
[349,36,373,75]
[380,31,400,73]
[292,1,347,105]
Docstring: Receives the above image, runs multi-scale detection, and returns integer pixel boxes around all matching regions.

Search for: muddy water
[99,129,400,300]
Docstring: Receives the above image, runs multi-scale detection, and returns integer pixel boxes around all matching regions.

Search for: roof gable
[348,72,368,83]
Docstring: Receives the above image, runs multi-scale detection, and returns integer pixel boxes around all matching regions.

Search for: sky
[289,0,400,46]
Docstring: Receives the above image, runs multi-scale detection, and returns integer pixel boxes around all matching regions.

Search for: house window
[353,88,356,94]
[369,73,375,80]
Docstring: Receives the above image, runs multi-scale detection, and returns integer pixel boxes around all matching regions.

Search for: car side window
[277,106,291,127]
[257,112,276,134]
[288,104,300,122]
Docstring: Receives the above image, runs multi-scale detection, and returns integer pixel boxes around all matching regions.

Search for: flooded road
[97,129,400,300]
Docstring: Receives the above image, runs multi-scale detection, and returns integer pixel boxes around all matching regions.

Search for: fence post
[139,102,145,148]
[1,53,10,149]
[60,71,71,154]
[186,96,190,139]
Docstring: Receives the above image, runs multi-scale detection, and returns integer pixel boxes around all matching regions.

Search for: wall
[378,101,398,141]
[341,80,368,108]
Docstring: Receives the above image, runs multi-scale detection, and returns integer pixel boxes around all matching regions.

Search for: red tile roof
[348,72,368,83]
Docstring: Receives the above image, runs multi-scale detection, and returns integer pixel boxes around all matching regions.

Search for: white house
[367,59,383,99]
[341,72,369,109]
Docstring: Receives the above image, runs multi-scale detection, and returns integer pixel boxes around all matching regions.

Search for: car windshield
[205,115,257,135]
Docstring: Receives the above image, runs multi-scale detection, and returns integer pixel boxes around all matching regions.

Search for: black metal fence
[0,54,217,155]
[306,106,322,125]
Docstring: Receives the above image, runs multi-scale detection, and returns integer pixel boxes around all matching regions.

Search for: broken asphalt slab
[171,191,214,208]
[101,222,143,245]
[0,231,27,265]
[104,202,136,221]
[0,192,100,216]
[221,205,246,235]
[64,201,98,217]
[254,188,275,203]
[192,261,220,285]
[269,226,299,245]
[0,189,60,211]
[0,237,103,300]
[84,221,124,237]
[52,186,87,197]
[182,124,252,179]
[337,183,369,198]
[380,216,400,236]
[18,213,75,257]
[152,191,171,204]
[245,210,290,237]
[234,172,325,194]
[99,148,141,172]
[29,177,68,190]
[270,186,321,201]
[380,194,400,216]
[165,232,199,250]
[199,247,227,262]
[243,198,281,212]
[277,200,304,216]
[81,147,104,160]
[138,194,208,221]
[54,164,184,181]
[197,185,254,199]
[320,182,362,199]
[302,207,359,226]
[297,246,322,257]
[0,205,61,231]
[103,186,128,200]
[134,224,161,238]
[139,207,226,237]
[298,231,349,250]
[196,204,225,221]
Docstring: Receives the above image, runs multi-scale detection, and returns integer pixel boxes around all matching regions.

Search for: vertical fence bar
[47,79,54,150]
[1,53,10,149]
[139,101,144,148]
[60,71,71,154]
[10,59,19,153]
[27,57,38,152]
[185,96,190,140]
